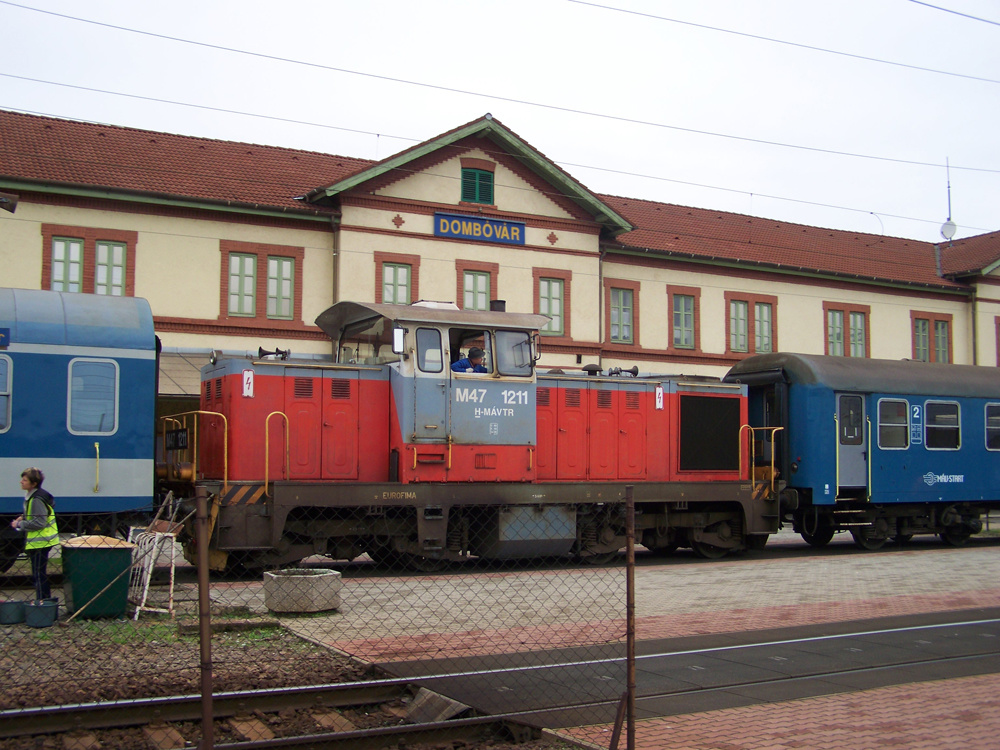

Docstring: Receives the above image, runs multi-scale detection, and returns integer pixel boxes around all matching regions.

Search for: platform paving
[207,532,1000,748]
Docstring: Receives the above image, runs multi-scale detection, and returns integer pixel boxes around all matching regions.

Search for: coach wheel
[851,527,887,551]
[0,534,25,574]
[940,529,971,547]
[891,534,914,544]
[691,540,729,560]
[799,508,835,548]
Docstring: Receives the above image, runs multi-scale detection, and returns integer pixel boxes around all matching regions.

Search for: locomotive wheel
[400,553,448,573]
[577,550,620,565]
[851,528,887,551]
[366,543,404,569]
[647,543,679,557]
[690,540,729,560]
[940,529,971,547]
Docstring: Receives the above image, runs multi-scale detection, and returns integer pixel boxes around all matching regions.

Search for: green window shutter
[461,168,494,204]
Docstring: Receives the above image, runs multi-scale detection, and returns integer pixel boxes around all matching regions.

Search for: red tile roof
[1,109,996,289]
[602,195,969,290]
[0,110,371,213]
[940,231,1000,277]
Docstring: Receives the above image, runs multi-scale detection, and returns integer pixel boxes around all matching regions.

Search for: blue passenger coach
[726,353,1000,549]
[0,288,157,570]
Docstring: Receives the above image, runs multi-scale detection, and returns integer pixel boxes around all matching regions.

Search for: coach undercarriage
[791,500,987,550]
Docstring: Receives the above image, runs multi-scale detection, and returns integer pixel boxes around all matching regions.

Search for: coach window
[68,359,119,435]
[925,401,960,450]
[0,355,10,432]
[416,328,443,373]
[986,404,1000,450]
[839,396,864,445]
[878,399,909,449]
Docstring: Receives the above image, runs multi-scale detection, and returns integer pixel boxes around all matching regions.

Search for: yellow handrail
[93,442,100,493]
[740,424,784,493]
[158,410,229,494]
[264,411,289,497]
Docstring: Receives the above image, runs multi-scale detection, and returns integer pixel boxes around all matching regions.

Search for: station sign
[434,212,525,246]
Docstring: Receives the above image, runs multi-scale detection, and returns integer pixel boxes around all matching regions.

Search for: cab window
[416,328,443,373]
[495,330,533,377]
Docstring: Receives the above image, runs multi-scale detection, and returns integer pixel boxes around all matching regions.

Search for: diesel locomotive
[160,300,778,571]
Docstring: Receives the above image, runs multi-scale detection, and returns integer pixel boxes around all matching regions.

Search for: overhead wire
[566,0,1000,84]
[906,0,1000,27]
[0,1,996,175]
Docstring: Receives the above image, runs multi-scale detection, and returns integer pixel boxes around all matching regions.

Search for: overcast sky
[2,0,998,243]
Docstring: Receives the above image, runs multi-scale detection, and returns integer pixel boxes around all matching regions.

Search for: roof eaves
[1,177,336,222]
[604,243,972,295]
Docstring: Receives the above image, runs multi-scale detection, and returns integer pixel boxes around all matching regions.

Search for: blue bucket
[0,600,25,624]
[24,599,58,628]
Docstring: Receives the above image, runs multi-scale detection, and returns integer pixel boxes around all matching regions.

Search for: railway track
[6,614,998,748]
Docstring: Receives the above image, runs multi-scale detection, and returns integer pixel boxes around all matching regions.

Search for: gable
[306,116,632,236]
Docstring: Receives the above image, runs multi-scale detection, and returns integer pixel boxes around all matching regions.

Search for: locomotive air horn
[257,346,290,360]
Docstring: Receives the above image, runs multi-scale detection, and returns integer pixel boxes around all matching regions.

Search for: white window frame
[924,399,960,451]
[67,357,120,436]
[0,354,10,433]
[877,397,909,450]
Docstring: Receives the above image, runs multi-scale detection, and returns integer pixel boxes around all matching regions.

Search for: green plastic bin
[62,535,136,618]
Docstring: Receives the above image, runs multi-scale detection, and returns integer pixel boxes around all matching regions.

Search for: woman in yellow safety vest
[10,467,59,601]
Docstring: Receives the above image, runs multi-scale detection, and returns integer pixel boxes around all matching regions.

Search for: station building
[1,108,999,408]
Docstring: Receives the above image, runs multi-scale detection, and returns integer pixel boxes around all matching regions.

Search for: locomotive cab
[317,301,547,484]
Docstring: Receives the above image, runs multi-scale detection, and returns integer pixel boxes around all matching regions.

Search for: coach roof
[0,287,155,351]
[726,352,1000,399]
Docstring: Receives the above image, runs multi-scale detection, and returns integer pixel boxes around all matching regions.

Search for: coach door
[837,394,867,489]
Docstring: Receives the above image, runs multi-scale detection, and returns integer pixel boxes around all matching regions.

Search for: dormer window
[461,168,493,204]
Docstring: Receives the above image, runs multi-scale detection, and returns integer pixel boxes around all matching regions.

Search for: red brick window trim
[725,292,779,356]
[219,240,304,323]
[455,259,499,310]
[533,267,572,340]
[460,157,496,173]
[911,310,953,363]
[604,277,640,347]
[41,224,137,296]
[374,251,421,304]
[667,285,701,354]
[996,317,1000,367]
[823,302,871,357]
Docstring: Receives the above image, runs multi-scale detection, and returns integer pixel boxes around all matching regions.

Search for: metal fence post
[626,485,636,750]
[197,489,214,749]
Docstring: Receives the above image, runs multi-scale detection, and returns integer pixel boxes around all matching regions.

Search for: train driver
[451,346,488,373]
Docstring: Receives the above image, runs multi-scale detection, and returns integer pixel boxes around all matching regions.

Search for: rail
[158,411,229,494]
[264,411,289,496]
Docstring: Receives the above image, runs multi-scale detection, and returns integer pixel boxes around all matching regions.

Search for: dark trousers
[28,547,51,601]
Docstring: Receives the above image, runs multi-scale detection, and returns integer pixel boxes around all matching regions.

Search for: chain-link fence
[0,497,632,749]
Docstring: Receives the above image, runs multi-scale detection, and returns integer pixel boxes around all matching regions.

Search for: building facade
[1,109,998,405]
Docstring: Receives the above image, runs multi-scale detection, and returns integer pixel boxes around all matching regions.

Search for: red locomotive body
[165,301,778,570]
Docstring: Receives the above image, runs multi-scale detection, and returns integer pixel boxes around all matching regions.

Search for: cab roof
[315,301,550,339]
